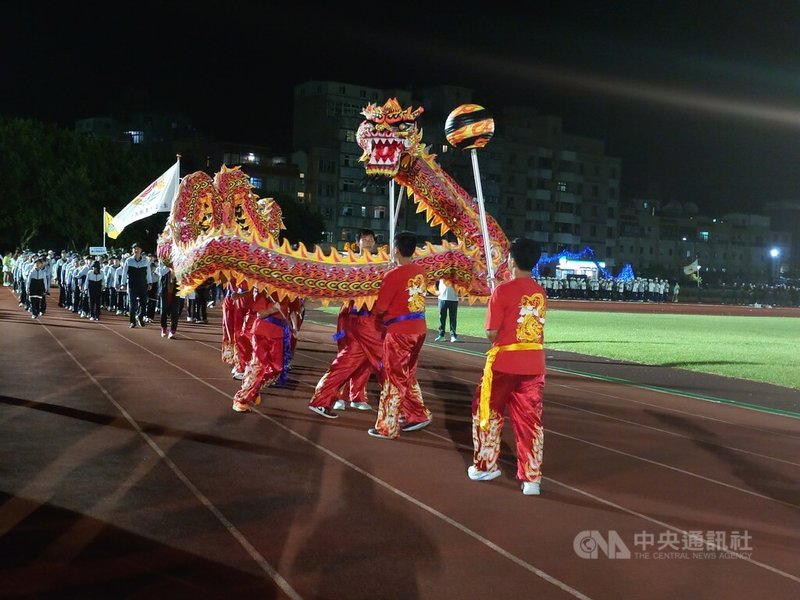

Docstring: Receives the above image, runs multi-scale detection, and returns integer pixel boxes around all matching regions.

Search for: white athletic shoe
[333,399,347,411]
[467,465,502,481]
[522,481,541,496]
[232,371,244,380]
[349,401,372,410]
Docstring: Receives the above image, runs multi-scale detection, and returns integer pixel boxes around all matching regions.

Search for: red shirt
[374,263,428,334]
[250,292,288,338]
[486,277,547,375]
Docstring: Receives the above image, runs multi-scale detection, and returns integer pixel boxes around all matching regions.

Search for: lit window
[297,191,305,199]
[126,130,144,144]
[249,177,263,189]
[299,172,305,179]
[699,231,709,242]
[373,206,386,219]
[246,152,256,163]
[557,181,567,192]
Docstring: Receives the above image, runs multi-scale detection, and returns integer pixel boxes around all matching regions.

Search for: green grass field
[318,305,800,389]
[432,306,800,389]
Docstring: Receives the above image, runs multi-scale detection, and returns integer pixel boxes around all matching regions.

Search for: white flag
[683,259,700,275]
[110,160,179,236]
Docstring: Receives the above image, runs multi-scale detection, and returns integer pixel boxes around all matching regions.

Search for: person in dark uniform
[121,243,155,328]
[26,257,49,319]
[159,264,181,339]
[84,261,105,321]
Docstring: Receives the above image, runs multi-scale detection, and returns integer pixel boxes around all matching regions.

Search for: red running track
[1,289,798,599]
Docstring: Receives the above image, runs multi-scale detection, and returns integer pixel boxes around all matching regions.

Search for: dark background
[4,1,800,214]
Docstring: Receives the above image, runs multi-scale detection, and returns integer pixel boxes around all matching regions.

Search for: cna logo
[573,530,631,559]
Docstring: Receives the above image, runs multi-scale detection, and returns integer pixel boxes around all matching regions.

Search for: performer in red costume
[233,286,256,378]
[333,229,377,412]
[367,231,432,439]
[232,290,291,413]
[468,238,546,496]
[221,281,239,370]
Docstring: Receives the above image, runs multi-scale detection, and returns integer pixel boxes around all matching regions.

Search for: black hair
[394,231,417,258]
[510,238,541,272]
[358,228,376,240]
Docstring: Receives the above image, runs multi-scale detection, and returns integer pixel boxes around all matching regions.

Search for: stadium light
[769,248,780,258]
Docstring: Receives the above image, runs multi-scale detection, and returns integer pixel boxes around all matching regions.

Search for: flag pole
[102,206,106,249]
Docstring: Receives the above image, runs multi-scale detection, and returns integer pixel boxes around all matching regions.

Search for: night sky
[4,1,800,214]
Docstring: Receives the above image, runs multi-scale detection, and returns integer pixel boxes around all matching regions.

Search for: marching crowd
[540,275,679,303]
[3,244,218,335]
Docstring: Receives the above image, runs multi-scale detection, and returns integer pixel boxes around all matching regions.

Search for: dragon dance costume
[471,277,547,483]
[371,263,432,438]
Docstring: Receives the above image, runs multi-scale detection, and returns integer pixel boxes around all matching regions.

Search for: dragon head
[356,98,424,178]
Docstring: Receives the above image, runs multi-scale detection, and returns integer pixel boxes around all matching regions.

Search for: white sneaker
[450,335,458,342]
[434,335,445,341]
[467,465,502,481]
[308,405,338,419]
[232,371,244,380]
[333,399,346,411]
[401,418,432,432]
[522,481,541,496]
[349,401,372,410]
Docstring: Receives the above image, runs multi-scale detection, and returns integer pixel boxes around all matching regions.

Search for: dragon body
[158,99,509,306]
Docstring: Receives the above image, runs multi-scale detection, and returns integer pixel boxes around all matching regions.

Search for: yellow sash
[479,342,543,430]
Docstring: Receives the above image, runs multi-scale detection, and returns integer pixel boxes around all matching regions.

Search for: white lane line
[41,323,302,600]
[105,329,593,599]
[552,380,800,440]
[547,399,800,468]
[548,429,800,510]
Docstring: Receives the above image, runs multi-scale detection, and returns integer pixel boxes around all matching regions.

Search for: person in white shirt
[435,278,459,342]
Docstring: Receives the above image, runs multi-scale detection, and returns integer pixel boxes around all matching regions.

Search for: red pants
[310,316,383,408]
[233,334,283,405]
[374,332,430,438]
[333,310,369,402]
[236,327,253,373]
[309,317,383,407]
[342,362,370,402]
[471,372,544,482]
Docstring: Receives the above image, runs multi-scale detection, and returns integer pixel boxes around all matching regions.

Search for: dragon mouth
[362,135,405,177]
